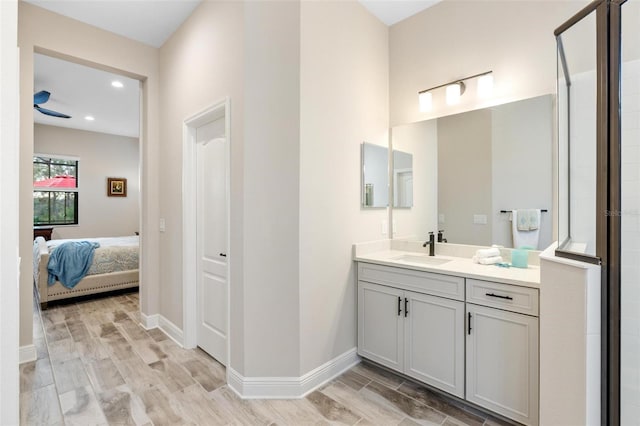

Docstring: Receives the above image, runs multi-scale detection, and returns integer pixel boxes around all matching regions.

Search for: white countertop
[354,249,540,289]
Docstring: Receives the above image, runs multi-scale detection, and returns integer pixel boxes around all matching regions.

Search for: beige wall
[391,119,438,240]
[18,2,160,347]
[299,0,389,374]
[438,109,492,245]
[491,95,554,249]
[34,124,140,239]
[244,1,302,376]
[389,0,586,126]
[157,0,246,370]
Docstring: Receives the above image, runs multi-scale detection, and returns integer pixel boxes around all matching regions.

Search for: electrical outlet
[159,218,166,232]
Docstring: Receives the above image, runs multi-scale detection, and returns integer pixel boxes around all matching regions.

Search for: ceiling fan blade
[34,105,71,119]
[33,90,51,105]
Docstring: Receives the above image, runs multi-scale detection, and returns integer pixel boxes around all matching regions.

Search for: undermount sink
[391,254,451,266]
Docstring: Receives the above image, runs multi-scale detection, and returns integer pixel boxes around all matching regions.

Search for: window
[33,155,79,226]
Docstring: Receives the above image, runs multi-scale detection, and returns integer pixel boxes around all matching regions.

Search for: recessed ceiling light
[111,81,124,88]
[84,116,95,121]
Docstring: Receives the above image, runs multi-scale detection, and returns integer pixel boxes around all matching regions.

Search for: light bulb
[418,91,432,112]
[446,83,462,105]
[477,74,493,98]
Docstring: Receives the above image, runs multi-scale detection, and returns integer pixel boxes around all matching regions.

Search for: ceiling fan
[33,91,71,119]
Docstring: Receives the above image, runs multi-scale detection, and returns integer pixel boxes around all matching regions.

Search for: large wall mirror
[390,94,554,248]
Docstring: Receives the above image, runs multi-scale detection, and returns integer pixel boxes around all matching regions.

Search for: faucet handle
[428,231,434,235]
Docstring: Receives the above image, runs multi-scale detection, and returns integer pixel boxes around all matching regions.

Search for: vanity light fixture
[418,70,493,110]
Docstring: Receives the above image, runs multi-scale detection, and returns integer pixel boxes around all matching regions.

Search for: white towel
[472,255,503,265]
[516,209,540,231]
[475,248,501,259]
[512,210,541,249]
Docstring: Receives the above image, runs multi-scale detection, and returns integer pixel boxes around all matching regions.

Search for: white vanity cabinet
[357,263,465,397]
[356,261,540,426]
[466,279,539,426]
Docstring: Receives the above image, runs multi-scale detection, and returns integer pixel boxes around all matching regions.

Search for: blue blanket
[48,241,100,289]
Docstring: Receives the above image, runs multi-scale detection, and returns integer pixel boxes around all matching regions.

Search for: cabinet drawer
[466,279,539,316]
[358,262,464,301]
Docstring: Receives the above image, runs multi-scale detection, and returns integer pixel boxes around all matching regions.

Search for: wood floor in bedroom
[20,291,513,426]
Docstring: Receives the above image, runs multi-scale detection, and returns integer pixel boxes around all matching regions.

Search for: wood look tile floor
[20,291,514,426]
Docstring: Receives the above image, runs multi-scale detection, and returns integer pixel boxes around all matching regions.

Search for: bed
[33,235,139,308]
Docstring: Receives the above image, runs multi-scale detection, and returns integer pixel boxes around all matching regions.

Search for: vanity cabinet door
[404,291,464,398]
[358,281,404,372]
[466,304,539,426]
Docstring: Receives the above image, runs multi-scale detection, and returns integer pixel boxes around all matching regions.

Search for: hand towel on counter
[512,209,541,249]
[515,209,540,231]
[475,247,501,259]
[472,255,503,265]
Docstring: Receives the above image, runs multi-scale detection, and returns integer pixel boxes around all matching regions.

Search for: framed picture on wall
[107,178,127,197]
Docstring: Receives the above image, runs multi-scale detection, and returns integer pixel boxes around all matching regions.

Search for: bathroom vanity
[354,242,539,426]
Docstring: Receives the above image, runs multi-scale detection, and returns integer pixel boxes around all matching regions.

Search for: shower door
[555,0,630,423]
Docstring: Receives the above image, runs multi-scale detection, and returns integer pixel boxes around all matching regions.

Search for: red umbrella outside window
[33,175,76,188]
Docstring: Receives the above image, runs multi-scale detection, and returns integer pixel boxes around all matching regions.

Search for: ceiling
[28,0,440,138]
[23,0,202,48]
[359,0,442,26]
[34,53,140,138]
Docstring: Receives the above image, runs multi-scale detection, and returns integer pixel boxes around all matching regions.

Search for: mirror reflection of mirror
[391,94,554,248]
[393,150,413,208]
[361,142,389,208]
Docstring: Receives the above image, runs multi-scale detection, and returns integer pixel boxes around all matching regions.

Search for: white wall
[389,0,586,127]
[621,57,640,425]
[299,0,389,374]
[34,124,139,239]
[18,2,160,348]
[0,0,20,422]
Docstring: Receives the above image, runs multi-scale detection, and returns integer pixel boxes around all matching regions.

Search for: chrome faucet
[423,232,435,256]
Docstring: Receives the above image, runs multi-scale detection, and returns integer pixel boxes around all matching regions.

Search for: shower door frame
[554,0,623,424]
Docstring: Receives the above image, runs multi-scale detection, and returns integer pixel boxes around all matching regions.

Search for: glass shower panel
[620,0,640,422]
[556,11,597,257]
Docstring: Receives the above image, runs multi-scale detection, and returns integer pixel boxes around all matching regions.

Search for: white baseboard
[158,315,184,347]
[19,344,37,364]
[140,312,184,347]
[227,348,360,399]
[140,312,159,330]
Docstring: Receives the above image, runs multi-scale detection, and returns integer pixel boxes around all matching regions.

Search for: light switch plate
[473,214,487,225]
[381,220,387,235]
[159,218,166,232]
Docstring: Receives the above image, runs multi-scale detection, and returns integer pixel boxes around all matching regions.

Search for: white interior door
[195,118,228,365]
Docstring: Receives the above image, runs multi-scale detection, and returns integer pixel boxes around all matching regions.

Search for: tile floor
[20,290,514,425]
